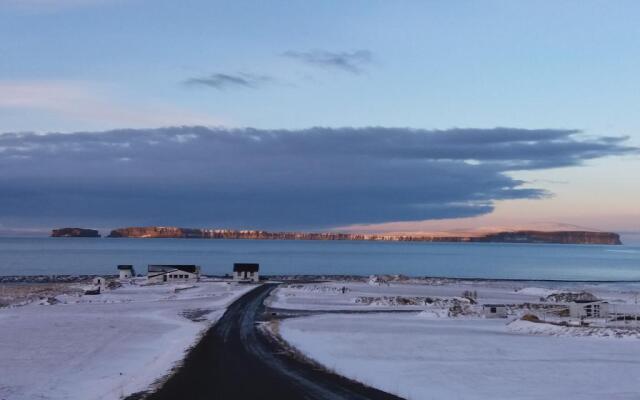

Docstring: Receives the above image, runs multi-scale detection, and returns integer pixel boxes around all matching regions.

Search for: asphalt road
[145,283,404,400]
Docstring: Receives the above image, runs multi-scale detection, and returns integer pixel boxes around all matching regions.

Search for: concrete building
[147,265,200,283]
[569,300,609,319]
[482,304,508,318]
[233,263,259,282]
[117,265,135,279]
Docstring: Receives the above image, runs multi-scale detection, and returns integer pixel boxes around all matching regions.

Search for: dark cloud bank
[0,127,635,230]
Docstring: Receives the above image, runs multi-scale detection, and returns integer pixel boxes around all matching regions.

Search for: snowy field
[267,278,640,311]
[280,313,640,400]
[0,280,254,400]
[272,278,640,399]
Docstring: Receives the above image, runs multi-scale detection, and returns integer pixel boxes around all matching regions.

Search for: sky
[0,0,639,241]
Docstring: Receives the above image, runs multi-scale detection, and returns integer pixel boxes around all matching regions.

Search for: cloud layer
[0,127,635,229]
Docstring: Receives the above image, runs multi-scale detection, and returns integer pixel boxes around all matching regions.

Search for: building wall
[482,306,507,318]
[234,270,259,282]
[119,270,133,279]
[569,302,609,318]
[147,269,200,283]
[147,273,165,284]
[166,271,199,280]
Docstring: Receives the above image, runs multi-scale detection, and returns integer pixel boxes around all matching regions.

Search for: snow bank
[508,319,640,339]
[269,280,640,312]
[280,313,640,400]
[416,307,450,319]
[0,281,254,400]
[514,287,558,297]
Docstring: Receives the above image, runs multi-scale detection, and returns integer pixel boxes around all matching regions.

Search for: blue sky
[0,1,639,239]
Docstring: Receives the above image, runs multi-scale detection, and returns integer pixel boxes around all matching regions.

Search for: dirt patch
[0,282,84,307]
[521,314,541,322]
[181,309,214,322]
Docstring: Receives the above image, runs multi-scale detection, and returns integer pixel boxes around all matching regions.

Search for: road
[145,283,404,400]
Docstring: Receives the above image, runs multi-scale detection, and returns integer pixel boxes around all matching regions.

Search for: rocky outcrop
[51,228,101,238]
[107,226,622,245]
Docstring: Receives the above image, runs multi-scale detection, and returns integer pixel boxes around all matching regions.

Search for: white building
[92,276,107,292]
[117,265,135,280]
[147,265,201,284]
[233,263,259,282]
[482,304,508,318]
[569,300,609,319]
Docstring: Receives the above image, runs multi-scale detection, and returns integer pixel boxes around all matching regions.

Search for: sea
[1,237,639,281]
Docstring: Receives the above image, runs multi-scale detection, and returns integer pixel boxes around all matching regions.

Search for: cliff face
[470,230,622,245]
[107,226,202,238]
[107,226,622,245]
[51,228,101,238]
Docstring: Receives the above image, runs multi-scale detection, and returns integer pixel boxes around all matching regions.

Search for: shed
[92,276,107,289]
[569,300,609,319]
[233,263,259,282]
[482,304,508,318]
[117,265,135,280]
[147,265,201,283]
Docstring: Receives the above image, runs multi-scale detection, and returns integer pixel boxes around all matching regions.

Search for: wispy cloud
[183,73,273,90]
[0,127,635,230]
[283,50,373,74]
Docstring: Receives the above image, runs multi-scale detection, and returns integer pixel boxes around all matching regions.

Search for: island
[106,226,622,245]
[51,228,101,238]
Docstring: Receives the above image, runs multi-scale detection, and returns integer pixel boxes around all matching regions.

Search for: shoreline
[3,274,640,284]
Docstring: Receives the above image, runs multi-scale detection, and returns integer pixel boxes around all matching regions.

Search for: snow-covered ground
[271,279,640,399]
[280,313,640,400]
[267,278,640,311]
[0,279,254,400]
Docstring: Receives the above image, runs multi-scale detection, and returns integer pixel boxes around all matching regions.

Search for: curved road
[145,284,404,400]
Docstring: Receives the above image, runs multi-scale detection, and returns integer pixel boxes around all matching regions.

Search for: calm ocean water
[1,237,639,281]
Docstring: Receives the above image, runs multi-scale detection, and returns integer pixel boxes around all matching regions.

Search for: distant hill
[106,226,622,245]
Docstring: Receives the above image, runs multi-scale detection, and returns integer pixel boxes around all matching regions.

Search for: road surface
[145,283,404,400]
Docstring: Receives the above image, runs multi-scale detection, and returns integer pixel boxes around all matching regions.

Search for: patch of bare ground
[0,282,84,307]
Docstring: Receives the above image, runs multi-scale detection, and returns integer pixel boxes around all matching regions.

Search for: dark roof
[233,263,259,272]
[117,265,134,270]
[148,265,200,273]
[573,300,606,304]
[483,304,507,308]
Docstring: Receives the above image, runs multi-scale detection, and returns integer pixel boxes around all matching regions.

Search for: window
[585,305,593,317]
[490,307,497,313]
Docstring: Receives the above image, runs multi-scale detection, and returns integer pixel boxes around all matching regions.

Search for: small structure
[233,263,259,282]
[88,276,107,294]
[482,304,508,318]
[147,265,201,284]
[117,265,135,280]
[569,300,609,319]
[93,276,107,287]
